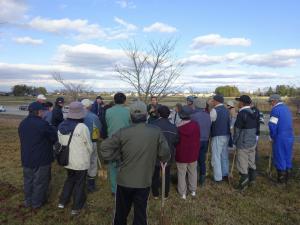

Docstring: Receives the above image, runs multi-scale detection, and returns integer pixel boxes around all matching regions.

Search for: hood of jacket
[58,119,81,134]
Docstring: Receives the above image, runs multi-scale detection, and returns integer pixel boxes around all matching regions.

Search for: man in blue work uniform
[268,94,294,184]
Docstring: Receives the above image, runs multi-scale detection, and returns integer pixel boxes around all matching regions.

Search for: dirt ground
[0,115,300,225]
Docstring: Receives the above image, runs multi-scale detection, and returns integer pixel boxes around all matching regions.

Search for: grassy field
[1,115,300,225]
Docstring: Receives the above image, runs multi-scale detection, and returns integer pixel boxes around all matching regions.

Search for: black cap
[158,105,170,118]
[56,97,64,104]
[28,102,44,112]
[96,96,103,100]
[235,95,252,104]
[213,94,224,103]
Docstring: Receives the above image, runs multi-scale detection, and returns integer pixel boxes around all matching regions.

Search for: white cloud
[242,49,300,67]
[115,0,136,9]
[13,36,43,45]
[0,0,27,22]
[55,43,127,70]
[28,16,137,40]
[114,17,137,31]
[190,34,251,49]
[182,52,246,66]
[143,22,177,33]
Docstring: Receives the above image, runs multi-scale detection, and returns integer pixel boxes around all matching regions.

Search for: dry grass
[1,115,300,225]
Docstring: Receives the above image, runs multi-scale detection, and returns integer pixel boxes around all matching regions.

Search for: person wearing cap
[81,99,102,192]
[150,105,179,199]
[36,94,47,104]
[100,100,170,225]
[43,101,54,125]
[147,96,162,123]
[210,94,231,182]
[169,103,182,126]
[91,96,107,138]
[268,94,294,184]
[190,98,212,186]
[51,97,65,128]
[18,102,57,209]
[233,95,258,190]
[227,100,237,130]
[176,106,200,199]
[57,102,93,215]
[105,92,131,195]
[186,95,197,111]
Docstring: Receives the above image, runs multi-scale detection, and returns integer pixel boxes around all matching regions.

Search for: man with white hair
[36,94,47,104]
[268,94,294,184]
[82,99,102,192]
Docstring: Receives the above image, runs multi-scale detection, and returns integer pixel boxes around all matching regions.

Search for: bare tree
[115,38,183,103]
[52,72,89,101]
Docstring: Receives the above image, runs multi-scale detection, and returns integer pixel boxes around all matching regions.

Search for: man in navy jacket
[18,102,57,208]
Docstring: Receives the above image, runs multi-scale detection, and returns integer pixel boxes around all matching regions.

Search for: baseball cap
[213,94,224,103]
[37,94,46,100]
[28,102,44,111]
[235,95,252,104]
[268,94,281,102]
[81,99,92,108]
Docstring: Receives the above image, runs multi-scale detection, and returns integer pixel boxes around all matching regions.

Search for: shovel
[229,149,237,185]
[160,162,167,225]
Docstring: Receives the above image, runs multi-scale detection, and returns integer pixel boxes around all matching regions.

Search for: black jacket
[151,118,179,164]
[233,107,258,149]
[18,114,57,168]
[251,106,261,136]
[51,105,64,128]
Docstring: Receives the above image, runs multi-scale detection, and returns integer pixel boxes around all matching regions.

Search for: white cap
[81,99,92,108]
[37,94,47,100]
[227,100,235,108]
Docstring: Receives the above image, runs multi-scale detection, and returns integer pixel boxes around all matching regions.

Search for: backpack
[54,128,75,166]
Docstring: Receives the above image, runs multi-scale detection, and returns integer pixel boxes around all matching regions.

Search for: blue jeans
[211,136,229,181]
[198,141,209,176]
[23,165,51,208]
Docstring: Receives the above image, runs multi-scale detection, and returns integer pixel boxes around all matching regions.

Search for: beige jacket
[58,123,93,170]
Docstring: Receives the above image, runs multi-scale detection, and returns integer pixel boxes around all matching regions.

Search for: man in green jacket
[105,92,131,195]
[100,100,170,225]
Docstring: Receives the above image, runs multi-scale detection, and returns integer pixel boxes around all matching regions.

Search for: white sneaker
[58,203,64,209]
[191,192,196,197]
[181,194,186,200]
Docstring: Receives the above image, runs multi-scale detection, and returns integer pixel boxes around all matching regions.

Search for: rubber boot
[285,169,292,185]
[87,177,96,193]
[236,174,249,191]
[249,168,256,186]
[199,175,206,187]
[277,170,286,184]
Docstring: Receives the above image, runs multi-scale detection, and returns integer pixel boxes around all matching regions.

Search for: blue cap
[28,102,44,111]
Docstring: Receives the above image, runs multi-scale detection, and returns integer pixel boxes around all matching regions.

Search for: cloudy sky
[0,0,300,92]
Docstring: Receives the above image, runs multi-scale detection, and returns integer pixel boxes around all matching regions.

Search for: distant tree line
[12,85,47,96]
[265,85,300,97]
[215,85,240,97]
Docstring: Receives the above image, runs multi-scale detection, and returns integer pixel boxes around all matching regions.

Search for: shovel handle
[160,162,167,209]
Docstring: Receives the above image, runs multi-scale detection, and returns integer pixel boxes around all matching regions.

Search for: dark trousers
[198,141,209,176]
[114,185,150,225]
[151,165,170,197]
[23,165,51,208]
[59,169,87,210]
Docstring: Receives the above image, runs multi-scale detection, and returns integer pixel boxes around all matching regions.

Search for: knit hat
[235,95,252,104]
[129,100,147,116]
[67,102,85,119]
[28,102,44,112]
[268,94,281,102]
[158,105,170,118]
[81,99,92,108]
[194,98,207,109]
[213,94,224,103]
[179,105,193,120]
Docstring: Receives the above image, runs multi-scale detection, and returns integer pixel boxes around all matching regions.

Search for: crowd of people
[18,92,294,224]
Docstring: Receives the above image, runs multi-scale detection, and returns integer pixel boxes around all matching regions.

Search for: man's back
[101,123,170,188]
[106,104,131,137]
[191,110,211,141]
[270,103,294,137]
